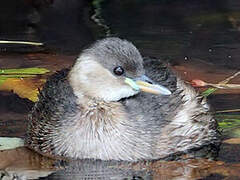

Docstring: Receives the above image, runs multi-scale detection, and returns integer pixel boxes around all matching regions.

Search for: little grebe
[26,38,220,161]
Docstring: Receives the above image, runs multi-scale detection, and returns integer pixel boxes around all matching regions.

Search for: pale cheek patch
[69,56,138,101]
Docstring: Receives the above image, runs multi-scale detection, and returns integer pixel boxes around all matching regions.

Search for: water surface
[0,0,240,179]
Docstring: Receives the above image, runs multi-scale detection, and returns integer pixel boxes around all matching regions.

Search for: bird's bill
[135,80,171,95]
[124,76,172,95]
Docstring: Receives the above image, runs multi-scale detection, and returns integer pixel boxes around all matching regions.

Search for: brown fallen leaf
[224,138,240,144]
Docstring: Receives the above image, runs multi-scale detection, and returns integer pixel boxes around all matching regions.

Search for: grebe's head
[69,37,171,101]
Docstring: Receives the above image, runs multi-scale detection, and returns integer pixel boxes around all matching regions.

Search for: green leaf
[0,67,49,86]
[215,114,240,138]
[0,67,50,75]
[201,88,217,97]
[0,74,36,78]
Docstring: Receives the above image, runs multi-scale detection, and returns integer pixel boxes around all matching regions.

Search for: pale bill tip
[157,84,172,95]
[147,84,172,95]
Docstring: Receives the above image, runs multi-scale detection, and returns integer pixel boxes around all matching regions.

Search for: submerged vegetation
[216,114,240,137]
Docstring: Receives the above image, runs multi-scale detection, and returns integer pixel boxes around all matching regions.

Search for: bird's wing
[26,68,80,157]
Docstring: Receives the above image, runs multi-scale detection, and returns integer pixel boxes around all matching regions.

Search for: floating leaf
[0,67,49,75]
[224,138,240,144]
[0,77,7,86]
[0,67,50,101]
[0,78,45,102]
[0,137,24,150]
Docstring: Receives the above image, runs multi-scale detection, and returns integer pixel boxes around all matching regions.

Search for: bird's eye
[113,66,124,76]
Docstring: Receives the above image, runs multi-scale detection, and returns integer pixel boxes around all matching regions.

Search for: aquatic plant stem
[201,70,240,96]
[0,40,43,46]
[216,109,240,113]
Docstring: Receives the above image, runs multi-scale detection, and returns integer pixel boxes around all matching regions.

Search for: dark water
[0,0,240,179]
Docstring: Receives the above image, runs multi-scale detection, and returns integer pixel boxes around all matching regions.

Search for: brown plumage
[25,37,220,161]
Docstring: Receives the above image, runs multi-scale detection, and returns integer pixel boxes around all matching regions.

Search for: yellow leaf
[0,78,45,102]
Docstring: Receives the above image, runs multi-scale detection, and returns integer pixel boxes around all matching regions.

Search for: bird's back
[121,58,220,159]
